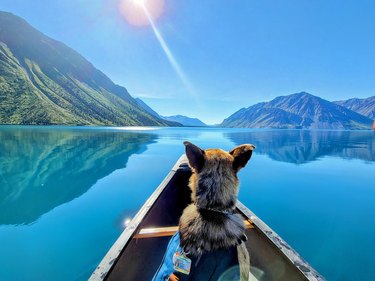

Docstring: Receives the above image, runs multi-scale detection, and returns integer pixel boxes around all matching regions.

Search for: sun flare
[119,0,165,26]
[119,0,202,108]
[132,0,145,6]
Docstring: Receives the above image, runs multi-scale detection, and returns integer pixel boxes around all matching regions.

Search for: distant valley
[135,98,206,126]
[161,115,207,127]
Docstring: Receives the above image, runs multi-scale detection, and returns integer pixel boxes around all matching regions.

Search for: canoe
[90,155,324,281]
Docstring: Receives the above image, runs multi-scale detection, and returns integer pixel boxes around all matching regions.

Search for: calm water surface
[0,126,374,281]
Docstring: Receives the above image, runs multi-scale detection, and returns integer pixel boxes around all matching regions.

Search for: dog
[153,141,255,281]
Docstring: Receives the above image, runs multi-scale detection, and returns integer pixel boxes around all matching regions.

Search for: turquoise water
[0,126,374,281]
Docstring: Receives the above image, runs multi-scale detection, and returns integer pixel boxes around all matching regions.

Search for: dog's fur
[179,141,255,257]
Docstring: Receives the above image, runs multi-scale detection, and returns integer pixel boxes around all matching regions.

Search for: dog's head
[183,141,255,210]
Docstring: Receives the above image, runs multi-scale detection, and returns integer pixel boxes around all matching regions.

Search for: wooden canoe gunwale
[90,155,325,281]
[236,202,325,281]
[89,155,187,281]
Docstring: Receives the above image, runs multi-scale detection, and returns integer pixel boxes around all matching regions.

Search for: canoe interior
[105,163,308,281]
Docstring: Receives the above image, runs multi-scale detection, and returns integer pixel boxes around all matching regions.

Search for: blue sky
[1,0,375,124]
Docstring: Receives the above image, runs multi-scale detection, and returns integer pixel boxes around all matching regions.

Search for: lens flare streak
[140,3,202,108]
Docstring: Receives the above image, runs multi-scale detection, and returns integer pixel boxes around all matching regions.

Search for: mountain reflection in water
[0,127,157,225]
[225,130,375,164]
[0,127,374,281]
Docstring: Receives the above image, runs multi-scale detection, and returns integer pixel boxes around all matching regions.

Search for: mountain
[162,115,207,127]
[334,96,375,120]
[135,98,161,118]
[135,98,205,127]
[221,92,373,129]
[0,11,174,126]
[135,98,183,126]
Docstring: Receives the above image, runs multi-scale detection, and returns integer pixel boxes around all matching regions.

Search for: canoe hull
[90,155,324,281]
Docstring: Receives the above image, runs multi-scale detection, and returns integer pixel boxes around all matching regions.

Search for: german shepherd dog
[166,141,255,281]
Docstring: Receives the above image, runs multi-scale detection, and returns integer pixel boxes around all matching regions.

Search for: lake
[0,126,374,281]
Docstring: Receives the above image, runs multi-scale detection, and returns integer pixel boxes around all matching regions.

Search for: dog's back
[153,141,255,281]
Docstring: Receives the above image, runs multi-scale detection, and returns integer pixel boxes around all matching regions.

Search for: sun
[132,0,145,6]
[119,0,165,27]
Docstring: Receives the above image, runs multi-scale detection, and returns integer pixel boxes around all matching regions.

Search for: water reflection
[225,130,375,164]
[0,127,157,225]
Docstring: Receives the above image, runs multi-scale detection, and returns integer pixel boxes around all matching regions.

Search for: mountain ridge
[135,98,161,118]
[135,97,206,126]
[221,92,373,129]
[1,12,373,129]
[0,11,174,126]
[161,115,207,127]
[334,96,375,119]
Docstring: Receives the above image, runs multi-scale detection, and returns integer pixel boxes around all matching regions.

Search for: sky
[1,0,375,124]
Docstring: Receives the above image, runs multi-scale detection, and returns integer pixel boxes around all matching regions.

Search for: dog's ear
[184,141,206,173]
[229,144,255,172]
